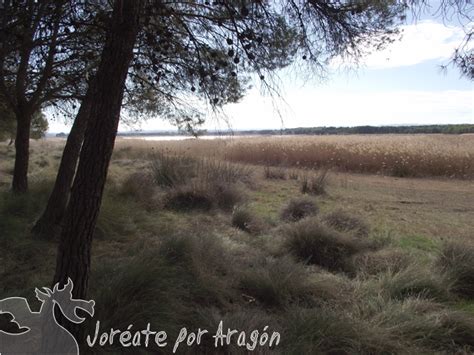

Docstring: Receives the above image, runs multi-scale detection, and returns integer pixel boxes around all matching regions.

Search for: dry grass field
[1,135,474,354]
[110,134,474,179]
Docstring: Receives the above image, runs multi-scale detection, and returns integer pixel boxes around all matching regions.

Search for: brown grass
[109,134,474,179]
[225,135,474,179]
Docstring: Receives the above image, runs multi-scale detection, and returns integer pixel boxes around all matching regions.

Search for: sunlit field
[1,135,474,353]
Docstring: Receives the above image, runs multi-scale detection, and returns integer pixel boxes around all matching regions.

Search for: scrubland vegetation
[1,136,474,354]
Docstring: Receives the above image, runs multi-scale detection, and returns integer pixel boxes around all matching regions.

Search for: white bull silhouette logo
[0,278,95,354]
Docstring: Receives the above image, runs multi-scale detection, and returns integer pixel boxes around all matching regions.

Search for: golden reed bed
[109,134,472,179]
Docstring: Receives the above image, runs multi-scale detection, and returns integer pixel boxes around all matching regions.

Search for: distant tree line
[115,124,474,137]
[229,124,474,136]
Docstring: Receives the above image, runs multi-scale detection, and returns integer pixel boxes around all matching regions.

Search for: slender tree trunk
[53,0,141,300]
[12,108,32,193]
[32,93,93,237]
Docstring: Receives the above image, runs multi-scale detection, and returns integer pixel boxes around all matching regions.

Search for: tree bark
[53,0,141,300]
[12,107,32,193]
[32,93,93,238]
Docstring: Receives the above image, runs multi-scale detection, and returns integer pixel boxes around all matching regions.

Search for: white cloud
[363,20,470,69]
[48,88,472,133]
[222,89,473,129]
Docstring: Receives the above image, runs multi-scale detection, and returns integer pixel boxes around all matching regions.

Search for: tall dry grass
[225,135,474,179]
[111,134,474,179]
[29,134,474,179]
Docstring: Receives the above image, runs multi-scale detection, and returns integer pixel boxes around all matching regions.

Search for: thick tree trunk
[12,108,32,193]
[32,94,93,238]
[53,0,141,300]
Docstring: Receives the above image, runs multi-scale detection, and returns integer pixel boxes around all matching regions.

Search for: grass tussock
[163,181,245,213]
[119,171,157,208]
[151,152,250,213]
[362,265,453,302]
[0,180,55,295]
[87,234,236,351]
[95,194,139,240]
[300,170,329,195]
[213,183,246,212]
[437,240,474,298]
[281,307,401,354]
[151,152,197,188]
[365,298,474,352]
[280,196,318,222]
[349,248,413,276]
[239,256,316,308]
[283,218,371,272]
[322,209,370,238]
[231,205,262,234]
[263,165,286,180]
[151,151,252,188]
[163,184,214,212]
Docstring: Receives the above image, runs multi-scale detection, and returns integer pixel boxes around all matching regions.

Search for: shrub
[280,196,318,222]
[322,209,370,237]
[264,165,286,179]
[300,169,329,195]
[231,205,261,234]
[437,240,474,298]
[284,218,370,271]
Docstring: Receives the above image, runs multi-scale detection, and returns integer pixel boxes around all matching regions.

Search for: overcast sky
[48,16,473,133]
